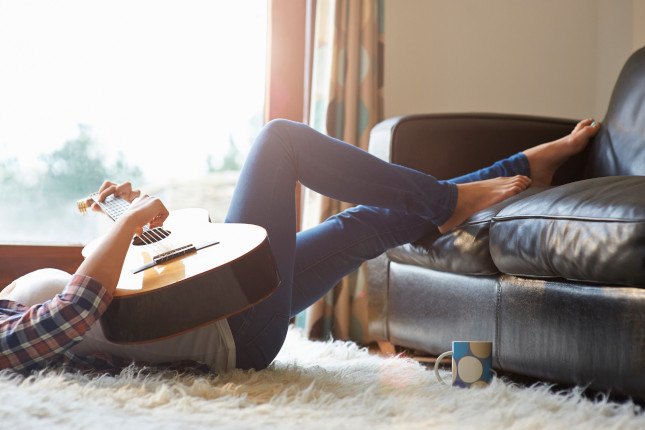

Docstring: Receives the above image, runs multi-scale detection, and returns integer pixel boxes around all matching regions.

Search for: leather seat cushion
[490,176,645,287]
[388,187,548,275]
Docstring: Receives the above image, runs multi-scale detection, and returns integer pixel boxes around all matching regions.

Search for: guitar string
[113,202,167,255]
[93,194,177,257]
[98,196,160,253]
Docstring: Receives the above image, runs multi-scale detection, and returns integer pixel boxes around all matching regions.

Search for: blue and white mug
[433,341,493,388]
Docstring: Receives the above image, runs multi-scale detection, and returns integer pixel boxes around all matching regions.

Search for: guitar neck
[90,193,131,223]
[79,193,151,231]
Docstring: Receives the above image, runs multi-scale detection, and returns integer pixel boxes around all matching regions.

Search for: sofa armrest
[369,113,585,185]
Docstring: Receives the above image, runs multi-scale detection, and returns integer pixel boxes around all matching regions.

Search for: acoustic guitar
[77,194,280,344]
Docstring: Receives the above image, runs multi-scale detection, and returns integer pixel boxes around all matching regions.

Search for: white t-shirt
[71,318,236,373]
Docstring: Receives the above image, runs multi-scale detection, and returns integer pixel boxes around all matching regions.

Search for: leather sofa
[366,47,645,399]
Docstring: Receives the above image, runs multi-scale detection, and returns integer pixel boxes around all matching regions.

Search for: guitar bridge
[153,244,196,264]
[131,240,219,274]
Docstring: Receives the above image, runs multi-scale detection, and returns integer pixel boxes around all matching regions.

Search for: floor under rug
[0,327,643,430]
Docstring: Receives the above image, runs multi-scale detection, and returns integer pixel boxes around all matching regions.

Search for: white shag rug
[0,327,643,430]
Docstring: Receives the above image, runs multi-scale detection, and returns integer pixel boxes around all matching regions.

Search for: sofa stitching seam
[493,215,645,223]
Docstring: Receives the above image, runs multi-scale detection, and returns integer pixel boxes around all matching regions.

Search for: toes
[512,175,531,188]
[573,118,594,134]
[506,183,526,196]
[503,176,531,195]
[580,121,601,138]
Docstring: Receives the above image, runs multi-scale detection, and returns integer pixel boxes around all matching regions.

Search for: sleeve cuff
[59,274,112,317]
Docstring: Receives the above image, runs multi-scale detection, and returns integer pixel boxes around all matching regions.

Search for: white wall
[384,0,645,121]
[634,0,645,50]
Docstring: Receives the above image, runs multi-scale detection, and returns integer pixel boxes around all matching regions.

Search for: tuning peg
[76,199,88,214]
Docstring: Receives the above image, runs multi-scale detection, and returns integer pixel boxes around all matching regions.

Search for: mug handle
[433,350,453,385]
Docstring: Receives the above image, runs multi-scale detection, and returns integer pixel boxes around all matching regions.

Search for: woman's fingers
[98,180,116,194]
[128,188,142,202]
[91,180,157,224]
[93,180,141,213]
[114,181,132,198]
[128,195,170,231]
[114,182,143,203]
[97,184,118,204]
[89,180,115,211]
[148,210,170,229]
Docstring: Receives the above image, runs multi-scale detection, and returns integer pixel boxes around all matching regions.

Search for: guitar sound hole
[132,228,172,246]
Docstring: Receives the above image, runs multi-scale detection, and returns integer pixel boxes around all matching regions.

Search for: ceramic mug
[433,341,493,388]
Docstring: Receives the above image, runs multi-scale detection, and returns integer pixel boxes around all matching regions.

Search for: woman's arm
[75,192,169,294]
[0,182,169,371]
[0,275,110,371]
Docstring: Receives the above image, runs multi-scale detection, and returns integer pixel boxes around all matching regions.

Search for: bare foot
[523,119,600,187]
[438,175,532,233]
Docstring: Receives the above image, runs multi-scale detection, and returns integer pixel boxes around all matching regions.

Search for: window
[0,0,267,244]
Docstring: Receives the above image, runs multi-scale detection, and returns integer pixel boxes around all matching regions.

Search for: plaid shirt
[0,274,212,375]
[0,274,112,372]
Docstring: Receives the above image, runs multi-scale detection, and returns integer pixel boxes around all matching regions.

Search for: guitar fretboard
[85,193,156,233]
[91,193,131,222]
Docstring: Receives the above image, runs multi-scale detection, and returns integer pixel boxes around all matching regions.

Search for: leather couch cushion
[388,187,548,275]
[490,176,645,287]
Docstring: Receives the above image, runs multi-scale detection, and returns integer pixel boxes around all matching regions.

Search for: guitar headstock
[76,198,90,214]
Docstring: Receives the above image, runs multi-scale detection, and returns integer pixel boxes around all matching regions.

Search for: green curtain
[297,0,384,344]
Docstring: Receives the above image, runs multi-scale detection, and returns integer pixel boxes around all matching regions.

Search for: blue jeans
[225,119,529,370]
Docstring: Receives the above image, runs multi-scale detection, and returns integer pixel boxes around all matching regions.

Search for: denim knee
[251,118,300,164]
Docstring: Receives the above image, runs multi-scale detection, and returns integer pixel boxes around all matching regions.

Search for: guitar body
[81,208,280,344]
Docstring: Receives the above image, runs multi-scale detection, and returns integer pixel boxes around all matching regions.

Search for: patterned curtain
[296,0,384,343]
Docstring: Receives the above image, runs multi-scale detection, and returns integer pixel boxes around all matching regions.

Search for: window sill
[0,244,83,289]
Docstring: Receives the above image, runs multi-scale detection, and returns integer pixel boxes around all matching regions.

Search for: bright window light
[0,0,267,244]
